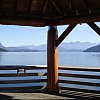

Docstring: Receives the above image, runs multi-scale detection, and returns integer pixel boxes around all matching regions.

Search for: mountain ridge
[84,44,100,52]
[0,43,8,51]
[0,42,99,52]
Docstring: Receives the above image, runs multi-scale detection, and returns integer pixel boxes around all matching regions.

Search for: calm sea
[0,52,100,67]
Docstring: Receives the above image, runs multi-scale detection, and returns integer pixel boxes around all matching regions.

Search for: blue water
[0,52,100,91]
[0,52,100,67]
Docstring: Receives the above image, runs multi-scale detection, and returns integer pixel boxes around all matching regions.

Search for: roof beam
[97,0,100,7]
[82,0,91,14]
[29,0,33,15]
[82,0,88,9]
[0,16,45,27]
[54,15,100,26]
[87,22,100,36]
[16,0,19,15]
[14,0,18,15]
[0,15,99,27]
[50,0,62,15]
[42,0,49,16]
[56,24,77,47]
[0,0,3,15]
[67,0,78,15]
[66,0,75,12]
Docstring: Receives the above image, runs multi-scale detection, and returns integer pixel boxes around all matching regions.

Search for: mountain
[0,43,8,52]
[6,45,66,52]
[6,47,39,52]
[84,44,100,52]
[0,43,4,48]
[21,44,83,52]
[0,41,99,52]
[18,41,97,52]
[20,45,36,50]
[0,48,8,52]
[34,44,47,51]
[6,45,47,52]
[60,41,98,50]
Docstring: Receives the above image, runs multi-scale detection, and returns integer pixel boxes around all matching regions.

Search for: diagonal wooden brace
[87,22,100,36]
[56,24,77,47]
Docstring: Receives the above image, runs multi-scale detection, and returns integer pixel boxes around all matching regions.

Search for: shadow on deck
[0,90,100,100]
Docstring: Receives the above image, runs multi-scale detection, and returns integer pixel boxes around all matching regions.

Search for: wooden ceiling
[0,0,100,26]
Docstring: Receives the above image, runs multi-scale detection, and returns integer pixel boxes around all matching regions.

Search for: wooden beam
[47,26,59,93]
[0,16,45,27]
[66,0,80,15]
[87,22,100,36]
[14,0,18,15]
[0,15,99,27]
[82,0,89,11]
[16,0,20,15]
[82,0,88,7]
[29,0,33,15]
[97,0,100,7]
[55,15,100,26]
[66,0,74,12]
[50,0,62,15]
[0,0,3,15]
[42,0,49,16]
[56,24,77,47]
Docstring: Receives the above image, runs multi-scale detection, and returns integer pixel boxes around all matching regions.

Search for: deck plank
[0,92,74,100]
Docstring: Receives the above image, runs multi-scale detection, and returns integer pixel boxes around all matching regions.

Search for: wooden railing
[59,66,100,94]
[0,65,100,94]
[0,65,47,92]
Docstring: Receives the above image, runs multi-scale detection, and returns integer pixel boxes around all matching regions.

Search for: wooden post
[47,26,59,93]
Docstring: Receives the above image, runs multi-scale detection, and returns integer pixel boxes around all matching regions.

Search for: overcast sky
[0,22,100,47]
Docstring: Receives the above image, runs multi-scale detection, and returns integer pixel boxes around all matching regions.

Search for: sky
[0,22,100,47]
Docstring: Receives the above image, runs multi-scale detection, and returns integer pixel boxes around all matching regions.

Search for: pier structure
[0,0,100,95]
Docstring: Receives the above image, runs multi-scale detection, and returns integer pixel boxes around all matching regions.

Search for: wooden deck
[0,91,100,100]
[0,65,100,99]
[0,92,71,100]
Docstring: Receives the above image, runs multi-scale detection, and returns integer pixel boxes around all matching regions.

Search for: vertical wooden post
[47,26,59,93]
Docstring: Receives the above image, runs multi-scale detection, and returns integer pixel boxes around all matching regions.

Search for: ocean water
[0,52,100,67]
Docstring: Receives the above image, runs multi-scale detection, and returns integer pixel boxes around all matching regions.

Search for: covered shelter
[0,0,100,93]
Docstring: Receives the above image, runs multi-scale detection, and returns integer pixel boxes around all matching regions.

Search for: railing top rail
[0,65,47,70]
[0,65,100,72]
[59,66,100,72]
